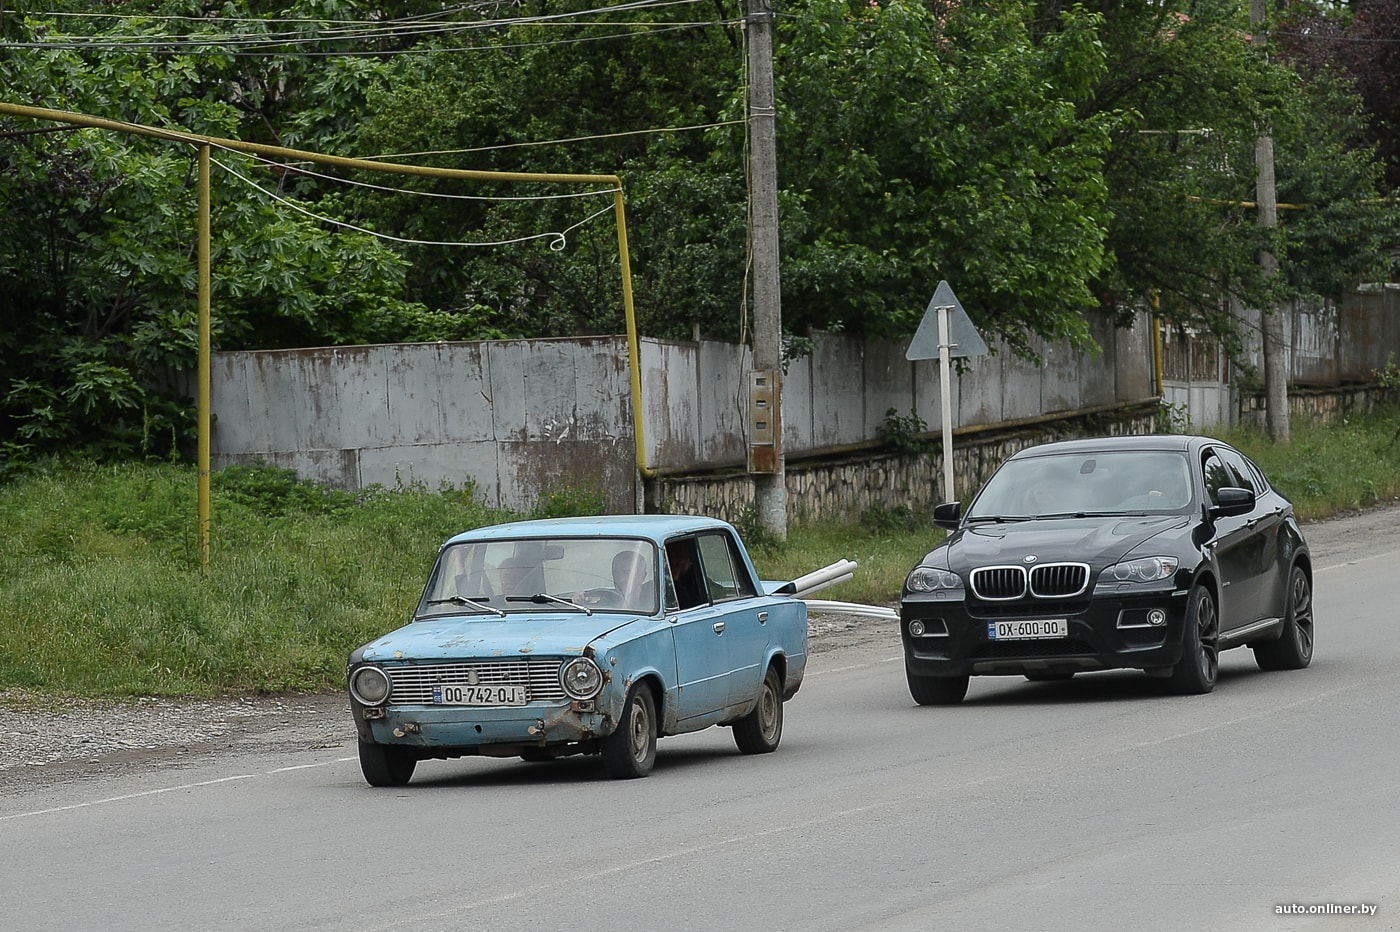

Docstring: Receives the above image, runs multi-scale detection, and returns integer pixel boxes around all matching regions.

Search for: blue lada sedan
[900,435,1315,704]
[347,515,808,785]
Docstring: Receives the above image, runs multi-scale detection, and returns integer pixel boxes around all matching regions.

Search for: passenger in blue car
[498,556,543,599]
[666,540,707,610]
[611,550,654,610]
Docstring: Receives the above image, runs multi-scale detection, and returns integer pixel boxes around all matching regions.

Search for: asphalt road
[3,505,1398,932]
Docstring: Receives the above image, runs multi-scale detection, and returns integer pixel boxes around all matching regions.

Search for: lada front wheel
[602,683,657,779]
[359,741,416,787]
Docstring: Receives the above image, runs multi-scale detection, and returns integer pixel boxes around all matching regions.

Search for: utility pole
[1251,0,1290,443]
[746,0,787,537]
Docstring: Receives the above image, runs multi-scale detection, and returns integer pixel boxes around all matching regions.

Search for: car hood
[357,614,647,662]
[943,515,1189,571]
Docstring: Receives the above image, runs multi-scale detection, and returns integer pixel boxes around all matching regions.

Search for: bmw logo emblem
[1024,555,1038,564]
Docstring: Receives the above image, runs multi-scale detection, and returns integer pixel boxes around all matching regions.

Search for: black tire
[733,667,784,755]
[1253,565,1315,671]
[602,682,657,779]
[907,670,970,706]
[1024,672,1075,682]
[1168,584,1219,695]
[358,741,416,787]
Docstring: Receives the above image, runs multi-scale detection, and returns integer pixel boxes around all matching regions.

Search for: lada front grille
[385,659,567,704]
[970,563,1089,601]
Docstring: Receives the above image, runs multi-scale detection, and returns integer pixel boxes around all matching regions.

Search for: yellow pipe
[612,186,655,487]
[1152,291,1164,398]
[1,101,649,535]
[0,102,618,186]
[198,146,212,566]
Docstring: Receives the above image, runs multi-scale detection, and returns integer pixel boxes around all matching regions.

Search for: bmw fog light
[561,657,604,700]
[350,666,391,706]
[1147,609,1167,627]
[909,620,927,637]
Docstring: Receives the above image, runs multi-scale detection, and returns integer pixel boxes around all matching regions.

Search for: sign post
[906,281,988,502]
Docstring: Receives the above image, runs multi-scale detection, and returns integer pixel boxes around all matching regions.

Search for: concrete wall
[201,286,1397,519]
[1161,285,1400,431]
[210,338,639,512]
[207,310,1156,514]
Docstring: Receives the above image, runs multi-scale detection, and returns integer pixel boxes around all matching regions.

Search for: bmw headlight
[350,666,391,706]
[906,566,964,593]
[1100,556,1179,585]
[560,657,604,700]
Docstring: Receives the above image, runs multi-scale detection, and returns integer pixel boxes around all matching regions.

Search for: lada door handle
[713,621,726,635]
[757,611,769,623]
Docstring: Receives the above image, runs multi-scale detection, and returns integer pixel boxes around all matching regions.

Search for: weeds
[4,404,1399,697]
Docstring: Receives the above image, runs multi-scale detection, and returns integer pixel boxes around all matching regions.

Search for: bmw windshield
[964,451,1195,521]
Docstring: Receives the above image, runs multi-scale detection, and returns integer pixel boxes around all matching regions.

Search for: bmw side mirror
[933,501,961,530]
[1210,486,1255,519]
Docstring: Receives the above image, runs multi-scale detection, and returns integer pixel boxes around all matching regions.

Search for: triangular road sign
[906,280,989,360]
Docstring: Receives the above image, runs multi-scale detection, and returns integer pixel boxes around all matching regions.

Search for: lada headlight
[350,665,391,706]
[906,566,964,593]
[560,657,604,700]
[1099,556,1179,586]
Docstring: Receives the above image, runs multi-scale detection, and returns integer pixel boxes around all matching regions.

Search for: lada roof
[443,514,737,546]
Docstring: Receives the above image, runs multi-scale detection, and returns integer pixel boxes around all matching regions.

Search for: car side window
[1201,451,1233,506]
[1215,448,1257,495]
[696,532,757,602]
[664,538,707,611]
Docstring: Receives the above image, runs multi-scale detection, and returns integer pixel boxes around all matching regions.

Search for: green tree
[1047,0,1396,345]
[0,1,450,465]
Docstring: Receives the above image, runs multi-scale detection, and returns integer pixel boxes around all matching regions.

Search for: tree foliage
[1277,0,1400,191]
[1,0,1396,468]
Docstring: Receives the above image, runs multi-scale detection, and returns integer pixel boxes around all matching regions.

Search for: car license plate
[432,684,527,706]
[987,619,1068,640]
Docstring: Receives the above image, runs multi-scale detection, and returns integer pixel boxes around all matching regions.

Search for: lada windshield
[417,537,660,618]
[966,451,1195,520]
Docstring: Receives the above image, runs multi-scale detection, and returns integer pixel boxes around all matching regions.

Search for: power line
[2,20,726,57]
[363,118,746,161]
[240,150,617,201]
[3,0,713,51]
[212,152,616,249]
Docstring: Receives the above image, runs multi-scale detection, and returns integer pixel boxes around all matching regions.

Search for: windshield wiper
[505,593,593,616]
[425,595,506,618]
[965,515,1032,524]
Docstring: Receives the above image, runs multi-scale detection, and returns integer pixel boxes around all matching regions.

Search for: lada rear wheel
[602,682,657,779]
[1168,584,1218,695]
[1253,564,1314,671]
[358,741,417,787]
[733,667,784,754]
[907,671,969,706]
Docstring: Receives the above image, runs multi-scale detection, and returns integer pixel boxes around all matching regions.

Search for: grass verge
[2,403,1398,698]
